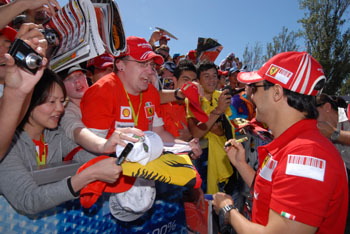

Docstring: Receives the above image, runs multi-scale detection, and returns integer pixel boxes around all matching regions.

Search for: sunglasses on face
[248,83,274,94]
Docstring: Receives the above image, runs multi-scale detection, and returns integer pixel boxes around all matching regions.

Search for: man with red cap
[213,51,348,234]
[81,36,202,230]
[81,36,176,141]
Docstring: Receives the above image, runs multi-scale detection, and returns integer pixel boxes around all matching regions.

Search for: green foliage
[241,0,350,95]
[242,27,302,72]
[242,42,264,71]
[264,26,302,61]
[298,0,350,94]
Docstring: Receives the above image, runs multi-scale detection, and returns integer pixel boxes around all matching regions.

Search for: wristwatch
[330,128,340,142]
[219,204,237,233]
[174,88,185,101]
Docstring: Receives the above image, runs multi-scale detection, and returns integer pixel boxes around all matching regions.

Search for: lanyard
[123,86,143,127]
[34,134,47,166]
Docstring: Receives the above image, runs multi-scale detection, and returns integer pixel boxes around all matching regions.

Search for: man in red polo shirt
[81,36,174,141]
[213,51,348,234]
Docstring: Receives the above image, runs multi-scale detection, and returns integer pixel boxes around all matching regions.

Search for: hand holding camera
[8,38,43,74]
[222,85,245,96]
[216,89,232,115]
[4,23,48,96]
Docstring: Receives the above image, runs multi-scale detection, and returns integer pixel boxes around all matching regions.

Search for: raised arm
[0,24,47,159]
[0,0,60,29]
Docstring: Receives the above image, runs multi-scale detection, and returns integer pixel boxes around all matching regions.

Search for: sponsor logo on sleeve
[120,106,132,120]
[259,156,278,182]
[266,64,293,84]
[285,154,326,182]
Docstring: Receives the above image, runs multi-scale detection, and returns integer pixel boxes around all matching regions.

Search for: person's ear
[273,84,283,101]
[115,59,125,72]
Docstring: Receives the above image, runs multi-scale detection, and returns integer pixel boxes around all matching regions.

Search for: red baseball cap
[87,53,114,69]
[0,26,17,42]
[120,36,164,65]
[218,70,228,76]
[237,51,326,96]
[181,82,209,123]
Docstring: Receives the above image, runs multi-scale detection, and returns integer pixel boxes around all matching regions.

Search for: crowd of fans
[0,0,349,233]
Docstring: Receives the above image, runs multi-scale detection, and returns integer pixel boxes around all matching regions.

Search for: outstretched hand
[101,127,145,154]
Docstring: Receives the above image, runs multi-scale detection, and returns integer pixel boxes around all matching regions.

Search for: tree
[242,42,264,71]
[299,0,350,94]
[242,27,301,71]
[264,26,302,61]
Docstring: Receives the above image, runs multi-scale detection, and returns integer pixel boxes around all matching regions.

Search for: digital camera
[8,38,43,74]
[222,85,245,96]
[40,28,59,46]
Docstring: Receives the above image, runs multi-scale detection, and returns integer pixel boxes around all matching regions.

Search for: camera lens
[26,53,42,69]
[45,32,57,45]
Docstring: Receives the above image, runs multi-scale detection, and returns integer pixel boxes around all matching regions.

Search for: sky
[58,0,306,65]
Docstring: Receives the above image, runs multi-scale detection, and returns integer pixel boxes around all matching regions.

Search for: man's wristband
[67,177,80,197]
[330,128,340,142]
[174,88,185,101]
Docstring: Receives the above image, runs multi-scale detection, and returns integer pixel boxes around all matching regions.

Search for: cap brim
[237,71,264,84]
[133,51,164,65]
[99,62,114,69]
[0,26,17,42]
[189,103,208,123]
[181,82,208,123]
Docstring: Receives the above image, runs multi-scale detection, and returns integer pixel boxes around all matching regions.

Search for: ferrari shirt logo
[120,106,132,119]
[144,102,155,118]
[259,154,277,182]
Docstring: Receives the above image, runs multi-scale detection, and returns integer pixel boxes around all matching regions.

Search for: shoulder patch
[285,154,326,182]
[259,157,277,182]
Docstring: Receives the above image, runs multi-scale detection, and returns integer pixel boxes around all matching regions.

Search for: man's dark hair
[173,59,197,80]
[316,93,347,111]
[196,60,218,79]
[264,80,319,119]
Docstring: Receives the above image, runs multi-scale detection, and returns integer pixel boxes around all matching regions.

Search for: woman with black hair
[0,68,123,215]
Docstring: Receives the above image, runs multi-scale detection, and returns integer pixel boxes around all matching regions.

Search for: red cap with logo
[87,53,114,69]
[120,36,164,65]
[237,51,326,96]
[0,26,17,42]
